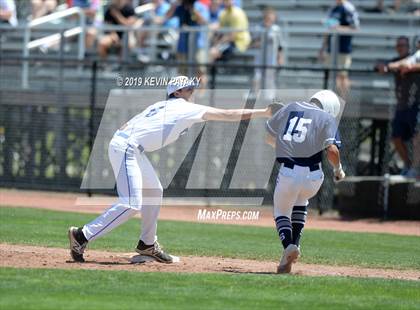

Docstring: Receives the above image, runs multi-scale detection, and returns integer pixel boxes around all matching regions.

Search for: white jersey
[406,50,420,66]
[114,98,209,152]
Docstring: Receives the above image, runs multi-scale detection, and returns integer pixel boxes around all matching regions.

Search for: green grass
[1,268,419,310]
[1,207,420,270]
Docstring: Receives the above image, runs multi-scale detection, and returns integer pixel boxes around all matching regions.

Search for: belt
[283,162,320,172]
[116,131,129,139]
[115,131,144,152]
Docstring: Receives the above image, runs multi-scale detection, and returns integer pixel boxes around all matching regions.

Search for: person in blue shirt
[164,0,210,83]
[136,0,179,62]
[209,0,222,26]
[69,0,101,50]
[156,0,179,28]
[319,0,359,98]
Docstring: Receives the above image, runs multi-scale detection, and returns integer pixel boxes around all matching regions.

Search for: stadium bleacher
[0,0,419,102]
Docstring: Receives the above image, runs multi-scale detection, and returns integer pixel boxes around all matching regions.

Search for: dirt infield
[1,189,419,236]
[1,244,419,281]
[1,189,420,280]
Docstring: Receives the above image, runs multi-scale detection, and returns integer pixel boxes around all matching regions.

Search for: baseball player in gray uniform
[265,90,346,273]
[68,76,273,263]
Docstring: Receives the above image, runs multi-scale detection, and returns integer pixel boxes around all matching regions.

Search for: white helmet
[309,90,341,117]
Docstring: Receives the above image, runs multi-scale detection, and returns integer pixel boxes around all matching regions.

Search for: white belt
[114,131,144,152]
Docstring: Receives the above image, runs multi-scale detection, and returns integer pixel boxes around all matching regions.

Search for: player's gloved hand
[268,102,283,116]
[333,163,346,182]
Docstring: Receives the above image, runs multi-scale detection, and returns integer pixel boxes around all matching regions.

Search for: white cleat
[277,244,300,274]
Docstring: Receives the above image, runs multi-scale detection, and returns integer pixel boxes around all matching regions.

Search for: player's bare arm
[110,8,137,26]
[202,107,271,121]
[387,53,420,72]
[326,144,345,181]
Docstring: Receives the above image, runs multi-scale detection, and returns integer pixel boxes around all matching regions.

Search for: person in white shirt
[68,76,273,263]
[251,7,284,94]
[0,0,17,26]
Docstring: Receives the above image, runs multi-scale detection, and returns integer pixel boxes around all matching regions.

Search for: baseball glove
[268,102,284,116]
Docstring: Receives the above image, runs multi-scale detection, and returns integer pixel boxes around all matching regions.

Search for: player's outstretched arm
[326,144,345,181]
[202,107,271,121]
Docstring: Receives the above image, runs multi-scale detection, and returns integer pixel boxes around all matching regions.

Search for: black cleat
[135,240,174,263]
[68,227,88,263]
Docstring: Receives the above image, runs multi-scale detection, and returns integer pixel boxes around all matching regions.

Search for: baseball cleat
[277,244,300,274]
[135,240,174,263]
[292,245,301,264]
[68,226,88,263]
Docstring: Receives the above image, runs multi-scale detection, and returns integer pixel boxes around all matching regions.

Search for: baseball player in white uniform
[68,76,273,263]
[265,90,346,273]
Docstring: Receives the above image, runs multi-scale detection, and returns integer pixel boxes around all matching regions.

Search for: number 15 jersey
[266,101,341,165]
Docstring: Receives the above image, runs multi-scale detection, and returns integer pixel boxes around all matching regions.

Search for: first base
[129,254,180,264]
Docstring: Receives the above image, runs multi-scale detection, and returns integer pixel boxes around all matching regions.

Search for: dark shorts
[392,107,419,141]
[217,42,237,61]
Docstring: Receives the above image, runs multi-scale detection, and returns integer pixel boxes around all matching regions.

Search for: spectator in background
[98,0,138,60]
[68,0,101,50]
[395,41,420,177]
[366,0,420,14]
[366,0,398,12]
[136,0,179,62]
[251,7,283,96]
[148,0,179,29]
[210,0,250,61]
[199,0,210,6]
[0,0,17,26]
[234,0,241,7]
[388,40,420,177]
[30,0,57,19]
[200,0,241,8]
[376,36,420,176]
[164,0,209,80]
[68,0,100,23]
[209,0,222,28]
[319,0,359,98]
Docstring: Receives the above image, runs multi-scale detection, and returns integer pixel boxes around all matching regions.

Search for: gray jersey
[266,101,340,165]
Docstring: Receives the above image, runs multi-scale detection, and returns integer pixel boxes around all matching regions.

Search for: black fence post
[210,63,216,90]
[323,69,329,89]
[87,60,97,197]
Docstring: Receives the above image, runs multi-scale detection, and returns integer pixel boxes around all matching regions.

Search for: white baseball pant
[273,164,324,219]
[82,135,163,245]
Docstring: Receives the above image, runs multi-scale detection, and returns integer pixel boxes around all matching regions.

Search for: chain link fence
[1,54,410,212]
